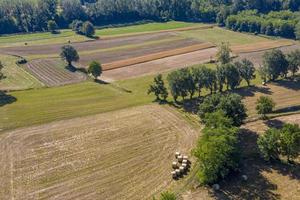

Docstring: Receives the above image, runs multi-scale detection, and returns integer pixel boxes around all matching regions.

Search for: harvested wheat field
[24,59,87,87]
[0,105,198,200]
[103,47,218,80]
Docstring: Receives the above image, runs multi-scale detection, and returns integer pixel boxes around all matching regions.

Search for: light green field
[179,27,270,45]
[0,54,43,90]
[0,30,90,48]
[96,21,202,37]
[0,63,263,131]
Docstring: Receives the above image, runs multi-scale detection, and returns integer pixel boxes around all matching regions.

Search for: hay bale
[182,159,188,164]
[175,169,181,176]
[182,163,187,169]
[183,155,189,160]
[179,166,185,173]
[171,171,177,178]
[178,155,183,162]
[175,152,181,158]
[172,162,178,169]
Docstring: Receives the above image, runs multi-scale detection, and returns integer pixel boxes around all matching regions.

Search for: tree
[235,59,256,86]
[294,21,300,40]
[193,126,239,185]
[81,21,95,37]
[71,20,84,34]
[258,128,281,161]
[47,20,58,34]
[216,42,232,65]
[159,191,177,200]
[191,67,205,97]
[280,123,300,162]
[60,45,79,66]
[0,61,4,80]
[225,63,241,90]
[88,61,102,80]
[263,49,289,81]
[216,65,226,92]
[203,111,234,129]
[256,96,276,119]
[198,94,247,126]
[148,74,168,101]
[286,49,300,78]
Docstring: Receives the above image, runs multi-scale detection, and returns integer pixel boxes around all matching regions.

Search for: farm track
[24,59,87,87]
[0,105,199,200]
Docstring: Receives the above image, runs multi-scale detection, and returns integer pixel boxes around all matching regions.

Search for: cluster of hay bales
[171,152,190,179]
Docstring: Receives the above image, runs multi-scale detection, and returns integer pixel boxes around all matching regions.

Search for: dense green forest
[1,0,300,37]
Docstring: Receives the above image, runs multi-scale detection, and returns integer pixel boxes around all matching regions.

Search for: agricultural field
[0,105,199,200]
[24,59,87,87]
[0,54,43,91]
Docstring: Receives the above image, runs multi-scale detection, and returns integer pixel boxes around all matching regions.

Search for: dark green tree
[47,20,58,34]
[81,21,95,37]
[88,61,102,80]
[225,63,241,90]
[148,74,168,101]
[235,59,256,86]
[216,42,232,65]
[216,64,227,92]
[60,45,80,66]
[286,49,300,78]
[280,123,300,162]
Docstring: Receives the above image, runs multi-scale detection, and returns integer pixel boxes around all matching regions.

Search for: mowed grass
[0,54,43,90]
[0,30,90,47]
[96,21,202,37]
[180,27,270,45]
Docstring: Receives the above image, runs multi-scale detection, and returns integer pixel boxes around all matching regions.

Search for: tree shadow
[273,105,300,115]
[235,86,273,98]
[0,91,17,107]
[208,128,299,199]
[264,119,285,129]
[65,65,77,72]
[182,98,202,114]
[273,79,300,91]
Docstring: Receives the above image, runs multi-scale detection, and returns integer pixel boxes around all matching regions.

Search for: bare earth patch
[103,47,218,81]
[0,105,199,200]
[24,59,87,87]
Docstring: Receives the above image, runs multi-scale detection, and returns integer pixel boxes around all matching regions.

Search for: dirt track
[0,105,199,200]
[103,47,218,80]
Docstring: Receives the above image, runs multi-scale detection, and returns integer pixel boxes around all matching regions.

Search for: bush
[47,20,58,34]
[16,58,27,65]
[81,21,95,37]
[88,61,102,80]
[256,96,275,119]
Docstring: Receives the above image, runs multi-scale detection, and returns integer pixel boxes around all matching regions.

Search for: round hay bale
[178,155,183,162]
[172,162,178,169]
[171,171,177,178]
[175,169,181,176]
[179,166,185,173]
[175,152,181,158]
[182,159,188,164]
[183,155,188,160]
[182,163,187,169]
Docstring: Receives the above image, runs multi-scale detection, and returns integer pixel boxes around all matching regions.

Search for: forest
[1,0,300,37]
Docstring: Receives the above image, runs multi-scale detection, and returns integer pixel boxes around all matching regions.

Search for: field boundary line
[103,43,216,71]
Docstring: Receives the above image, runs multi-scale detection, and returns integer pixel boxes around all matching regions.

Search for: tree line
[2,0,300,35]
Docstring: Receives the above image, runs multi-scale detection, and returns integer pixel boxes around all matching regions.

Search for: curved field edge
[0,104,199,200]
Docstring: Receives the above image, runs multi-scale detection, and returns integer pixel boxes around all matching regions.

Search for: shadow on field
[264,119,286,129]
[0,91,17,107]
[273,105,300,115]
[209,128,300,200]
[235,86,273,97]
[273,79,300,91]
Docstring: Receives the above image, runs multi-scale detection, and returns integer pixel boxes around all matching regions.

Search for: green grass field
[0,30,90,47]
[179,27,270,45]
[0,54,43,90]
[96,21,202,37]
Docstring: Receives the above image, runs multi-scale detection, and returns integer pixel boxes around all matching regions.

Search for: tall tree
[256,96,276,119]
[235,59,256,86]
[148,74,168,101]
[60,45,80,66]
[286,49,300,78]
[225,63,241,90]
[217,42,232,65]
[88,61,102,80]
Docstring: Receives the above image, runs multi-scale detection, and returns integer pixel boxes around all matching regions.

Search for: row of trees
[259,49,300,82]
[2,0,300,35]
[225,10,298,38]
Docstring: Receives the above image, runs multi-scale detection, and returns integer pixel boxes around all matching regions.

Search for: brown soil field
[103,47,218,81]
[231,40,294,54]
[0,105,199,200]
[183,113,300,200]
[77,38,204,66]
[102,43,215,71]
[238,80,300,118]
[24,59,87,87]
[0,32,178,56]
[236,43,300,67]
